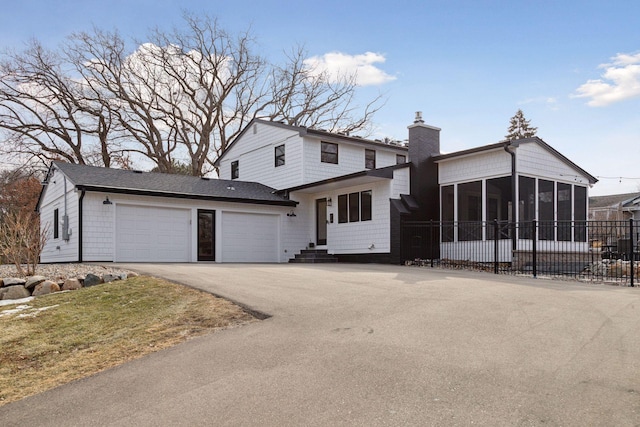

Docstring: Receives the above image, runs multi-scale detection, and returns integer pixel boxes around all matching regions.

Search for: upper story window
[396,154,407,164]
[365,149,376,169]
[231,160,239,179]
[275,144,285,167]
[321,142,338,164]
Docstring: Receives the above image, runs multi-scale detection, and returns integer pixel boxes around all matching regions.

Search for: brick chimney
[408,111,440,220]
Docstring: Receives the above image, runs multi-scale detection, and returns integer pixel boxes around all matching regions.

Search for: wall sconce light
[327,197,332,206]
[286,210,297,217]
[103,196,113,205]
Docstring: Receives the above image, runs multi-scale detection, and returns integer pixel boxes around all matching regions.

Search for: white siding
[39,172,80,263]
[218,122,303,189]
[517,142,592,185]
[438,149,511,185]
[79,192,293,263]
[288,179,393,256]
[391,167,410,198]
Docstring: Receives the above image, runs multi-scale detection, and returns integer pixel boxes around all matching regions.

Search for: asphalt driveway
[1,264,639,426]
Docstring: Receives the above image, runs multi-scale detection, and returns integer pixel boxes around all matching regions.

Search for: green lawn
[0,276,257,405]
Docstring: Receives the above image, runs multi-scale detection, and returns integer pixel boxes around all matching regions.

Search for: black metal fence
[401,219,639,286]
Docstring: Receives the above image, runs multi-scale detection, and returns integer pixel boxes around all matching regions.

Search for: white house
[37,112,597,264]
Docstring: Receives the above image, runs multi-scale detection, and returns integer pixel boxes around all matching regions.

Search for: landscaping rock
[62,278,82,291]
[25,275,47,291]
[103,274,119,283]
[32,281,61,296]
[3,278,26,287]
[127,272,139,278]
[83,273,103,287]
[1,285,30,300]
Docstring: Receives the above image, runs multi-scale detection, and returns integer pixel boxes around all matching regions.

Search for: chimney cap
[414,111,424,124]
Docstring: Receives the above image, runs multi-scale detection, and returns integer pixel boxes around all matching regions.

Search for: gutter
[78,190,85,263]
[503,141,517,250]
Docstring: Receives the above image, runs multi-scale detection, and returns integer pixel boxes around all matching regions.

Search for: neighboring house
[589,192,640,221]
[37,112,597,264]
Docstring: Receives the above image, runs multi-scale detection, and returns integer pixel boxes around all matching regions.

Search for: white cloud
[303,51,396,86]
[573,52,640,106]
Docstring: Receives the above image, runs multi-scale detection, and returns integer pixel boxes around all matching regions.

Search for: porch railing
[401,219,639,286]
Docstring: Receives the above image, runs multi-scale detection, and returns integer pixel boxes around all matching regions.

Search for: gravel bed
[0,263,134,280]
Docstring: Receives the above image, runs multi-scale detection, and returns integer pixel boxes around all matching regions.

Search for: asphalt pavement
[1,263,639,426]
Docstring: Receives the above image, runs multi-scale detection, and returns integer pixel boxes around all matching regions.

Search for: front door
[198,210,215,261]
[316,198,327,246]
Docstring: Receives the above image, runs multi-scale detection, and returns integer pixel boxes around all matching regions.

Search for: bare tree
[0,40,122,167]
[1,14,384,176]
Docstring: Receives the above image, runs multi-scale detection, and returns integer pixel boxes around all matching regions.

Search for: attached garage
[221,212,279,262]
[115,205,191,262]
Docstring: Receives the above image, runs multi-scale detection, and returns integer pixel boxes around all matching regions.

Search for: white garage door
[116,205,190,262]
[221,212,279,262]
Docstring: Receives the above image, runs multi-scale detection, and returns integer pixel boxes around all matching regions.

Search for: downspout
[503,141,517,251]
[78,190,85,263]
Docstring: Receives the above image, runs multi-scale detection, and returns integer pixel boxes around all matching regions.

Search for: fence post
[631,218,635,287]
[532,219,537,278]
[494,219,499,274]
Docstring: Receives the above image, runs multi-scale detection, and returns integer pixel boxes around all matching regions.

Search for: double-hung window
[321,142,338,164]
[365,149,376,169]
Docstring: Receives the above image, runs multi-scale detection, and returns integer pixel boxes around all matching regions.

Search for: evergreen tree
[505,109,538,140]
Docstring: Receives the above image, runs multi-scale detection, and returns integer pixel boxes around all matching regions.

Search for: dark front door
[316,198,327,246]
[198,210,215,261]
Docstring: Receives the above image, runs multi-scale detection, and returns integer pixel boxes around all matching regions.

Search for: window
[231,161,239,179]
[275,145,285,167]
[557,183,572,241]
[338,194,348,223]
[337,190,372,223]
[53,208,59,239]
[360,190,372,221]
[518,176,535,240]
[538,179,554,240]
[486,176,512,240]
[348,192,360,222]
[457,181,482,241]
[396,154,406,164]
[321,142,338,164]
[365,149,376,169]
[574,186,587,242]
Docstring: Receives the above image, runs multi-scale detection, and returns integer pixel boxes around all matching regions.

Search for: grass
[0,276,257,405]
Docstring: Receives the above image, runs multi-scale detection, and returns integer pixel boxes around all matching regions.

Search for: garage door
[221,212,279,262]
[116,205,191,262]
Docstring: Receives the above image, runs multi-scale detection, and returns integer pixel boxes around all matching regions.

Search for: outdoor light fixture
[286,210,297,217]
[327,197,332,206]
[103,196,113,205]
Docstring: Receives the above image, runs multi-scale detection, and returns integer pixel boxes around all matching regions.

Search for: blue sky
[2,0,640,195]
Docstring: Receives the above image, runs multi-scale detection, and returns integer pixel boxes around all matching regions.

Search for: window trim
[321,142,339,164]
[396,154,406,164]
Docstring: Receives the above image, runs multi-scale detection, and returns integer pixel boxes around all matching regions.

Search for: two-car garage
[114,204,280,263]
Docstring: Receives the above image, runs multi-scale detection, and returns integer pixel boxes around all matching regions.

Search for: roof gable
[433,137,597,185]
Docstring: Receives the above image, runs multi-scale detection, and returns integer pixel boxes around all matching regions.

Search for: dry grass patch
[0,276,257,405]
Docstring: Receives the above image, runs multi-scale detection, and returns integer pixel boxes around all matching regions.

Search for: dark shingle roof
[50,161,296,207]
[589,192,640,208]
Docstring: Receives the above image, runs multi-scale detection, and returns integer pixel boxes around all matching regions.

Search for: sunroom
[433,138,597,263]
